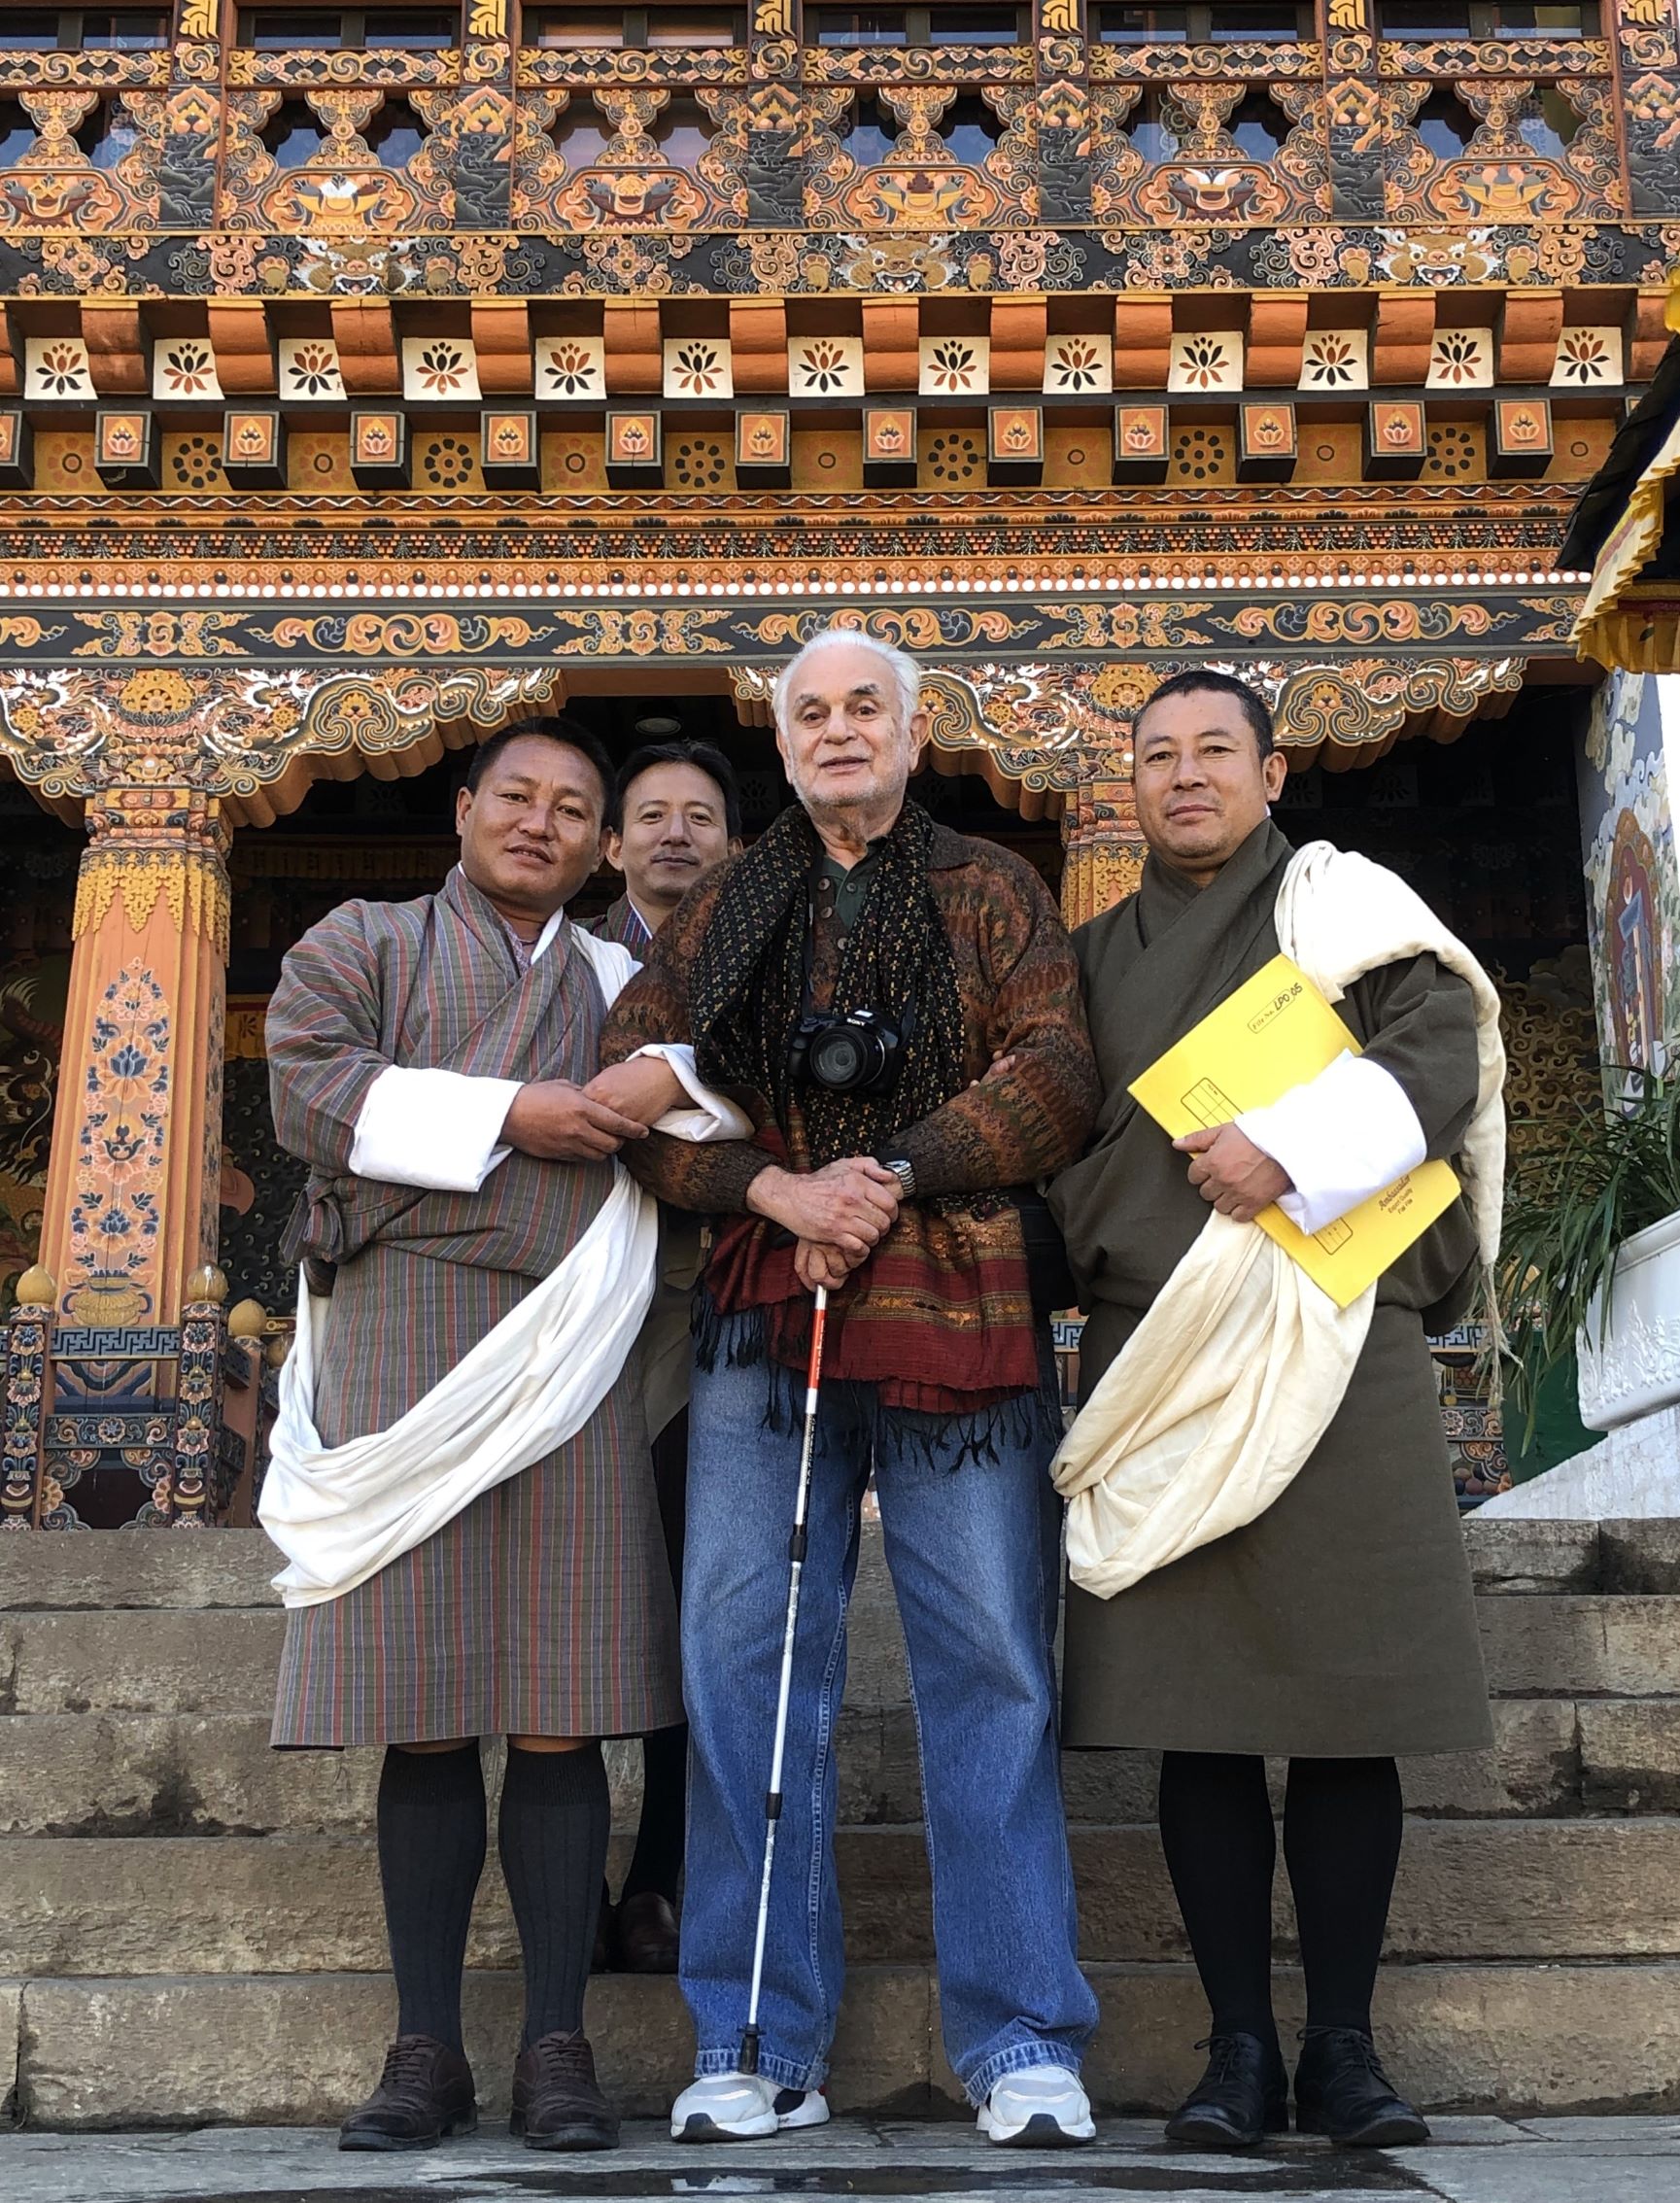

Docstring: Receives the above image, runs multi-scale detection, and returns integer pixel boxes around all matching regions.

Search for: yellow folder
[1128,952,1459,1309]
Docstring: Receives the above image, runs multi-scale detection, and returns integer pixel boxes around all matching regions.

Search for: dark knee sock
[377,1742,487,2052]
[1158,1750,1279,2048]
[498,1741,611,2048]
[1284,1755,1403,2036]
[622,1722,688,1904]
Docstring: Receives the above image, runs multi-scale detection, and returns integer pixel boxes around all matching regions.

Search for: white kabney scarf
[1052,841,1506,1601]
[259,928,744,1608]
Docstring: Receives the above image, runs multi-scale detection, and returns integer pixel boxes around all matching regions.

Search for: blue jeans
[678,1332,1098,2104]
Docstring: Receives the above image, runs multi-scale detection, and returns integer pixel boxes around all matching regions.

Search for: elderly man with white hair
[601,628,1102,2147]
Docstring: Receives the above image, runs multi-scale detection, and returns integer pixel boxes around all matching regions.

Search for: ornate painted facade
[0,0,1665,1521]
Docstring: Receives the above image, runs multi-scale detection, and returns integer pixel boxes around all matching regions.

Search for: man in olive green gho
[1049,670,1505,2154]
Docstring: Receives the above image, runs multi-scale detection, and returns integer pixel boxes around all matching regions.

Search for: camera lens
[809,1027,874,1090]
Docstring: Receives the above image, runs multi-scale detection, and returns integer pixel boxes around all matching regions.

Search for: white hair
[771,625,922,735]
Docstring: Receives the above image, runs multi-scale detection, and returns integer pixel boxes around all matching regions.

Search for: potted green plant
[1499,1073,1680,1444]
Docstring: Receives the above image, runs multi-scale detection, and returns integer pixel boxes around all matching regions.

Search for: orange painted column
[1060,777,1147,929]
[37,788,229,1330]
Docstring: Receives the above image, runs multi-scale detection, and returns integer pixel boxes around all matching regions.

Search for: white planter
[1576,1207,1680,1431]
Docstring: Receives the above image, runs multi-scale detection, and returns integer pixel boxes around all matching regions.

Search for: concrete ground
[2,2117,1679,2203]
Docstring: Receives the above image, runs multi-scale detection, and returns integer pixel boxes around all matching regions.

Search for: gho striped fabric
[266,866,680,1747]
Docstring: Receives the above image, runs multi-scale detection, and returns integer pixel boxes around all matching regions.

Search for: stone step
[1463,1518,1600,1592]
[7,1590,1678,1724]
[0,1518,1669,1622]
[873,1821,1680,1967]
[1063,1698,1600,1824]
[1477,1596,1680,1697]
[0,1719,659,1839]
[0,1532,283,1611]
[10,1961,1680,2126]
[6,1819,1680,1976]
[2,1693,1649,1838]
[1597,1519,1680,1596]
[0,1716,915,1840]
[1459,1515,1680,1595]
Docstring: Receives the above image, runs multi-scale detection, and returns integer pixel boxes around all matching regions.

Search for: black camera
[789,1008,909,1096]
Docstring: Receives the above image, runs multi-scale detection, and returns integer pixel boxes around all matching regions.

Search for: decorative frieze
[401,337,482,401]
[735,409,791,486]
[278,339,347,404]
[481,409,541,487]
[222,411,287,488]
[1167,331,1245,395]
[93,412,159,490]
[24,339,95,404]
[605,409,662,483]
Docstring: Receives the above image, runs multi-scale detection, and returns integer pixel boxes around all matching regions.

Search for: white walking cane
[738,1283,830,2079]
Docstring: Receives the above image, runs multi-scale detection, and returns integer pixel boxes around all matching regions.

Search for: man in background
[597,740,743,955]
[593,740,743,1972]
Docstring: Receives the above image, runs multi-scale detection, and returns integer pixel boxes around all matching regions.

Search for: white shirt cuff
[1236,1050,1427,1236]
[348,1065,524,1192]
[634,1043,754,1144]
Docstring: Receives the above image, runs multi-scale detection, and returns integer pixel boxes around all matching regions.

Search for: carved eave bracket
[0,647,1529,836]
[738,646,1531,818]
[0,663,566,825]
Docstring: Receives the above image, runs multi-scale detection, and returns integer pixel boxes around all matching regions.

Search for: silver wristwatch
[882,1155,917,1201]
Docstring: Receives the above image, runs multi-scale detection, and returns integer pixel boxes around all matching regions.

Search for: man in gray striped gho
[263,718,737,2156]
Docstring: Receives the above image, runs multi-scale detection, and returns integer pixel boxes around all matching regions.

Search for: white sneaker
[977,2066,1095,2147]
[670,2071,830,2142]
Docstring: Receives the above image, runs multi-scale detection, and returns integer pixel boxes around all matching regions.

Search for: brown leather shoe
[339,2035,477,2151]
[616,1889,680,1974]
[511,2029,620,2151]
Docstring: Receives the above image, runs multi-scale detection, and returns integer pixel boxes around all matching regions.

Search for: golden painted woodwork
[0,0,1659,1422]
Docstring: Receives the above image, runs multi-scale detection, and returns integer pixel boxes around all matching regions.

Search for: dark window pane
[81,12,171,47]
[646,6,740,42]
[1208,3,1298,38]
[531,11,626,41]
[365,101,425,163]
[80,103,144,169]
[1493,2,1588,29]
[1097,6,1188,41]
[927,7,1019,42]
[1382,2,1472,33]
[842,97,897,164]
[941,90,1000,163]
[248,13,343,47]
[262,101,326,164]
[1415,86,1476,157]
[551,111,612,162]
[1520,86,1580,152]
[1129,95,1178,158]
[0,12,62,46]
[363,11,458,46]
[0,100,32,162]
[656,94,710,166]
[1229,88,1282,155]
[814,8,909,41]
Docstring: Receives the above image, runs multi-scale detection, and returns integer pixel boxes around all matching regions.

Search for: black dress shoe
[616,1889,680,1974]
[511,2029,620,2151]
[1164,2033,1289,2149]
[339,2035,477,2151]
[1294,2027,1429,2148]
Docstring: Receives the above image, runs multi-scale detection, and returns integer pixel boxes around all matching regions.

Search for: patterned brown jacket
[599,819,1099,1410]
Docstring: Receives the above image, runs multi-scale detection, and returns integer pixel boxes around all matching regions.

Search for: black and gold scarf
[690,798,967,1163]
